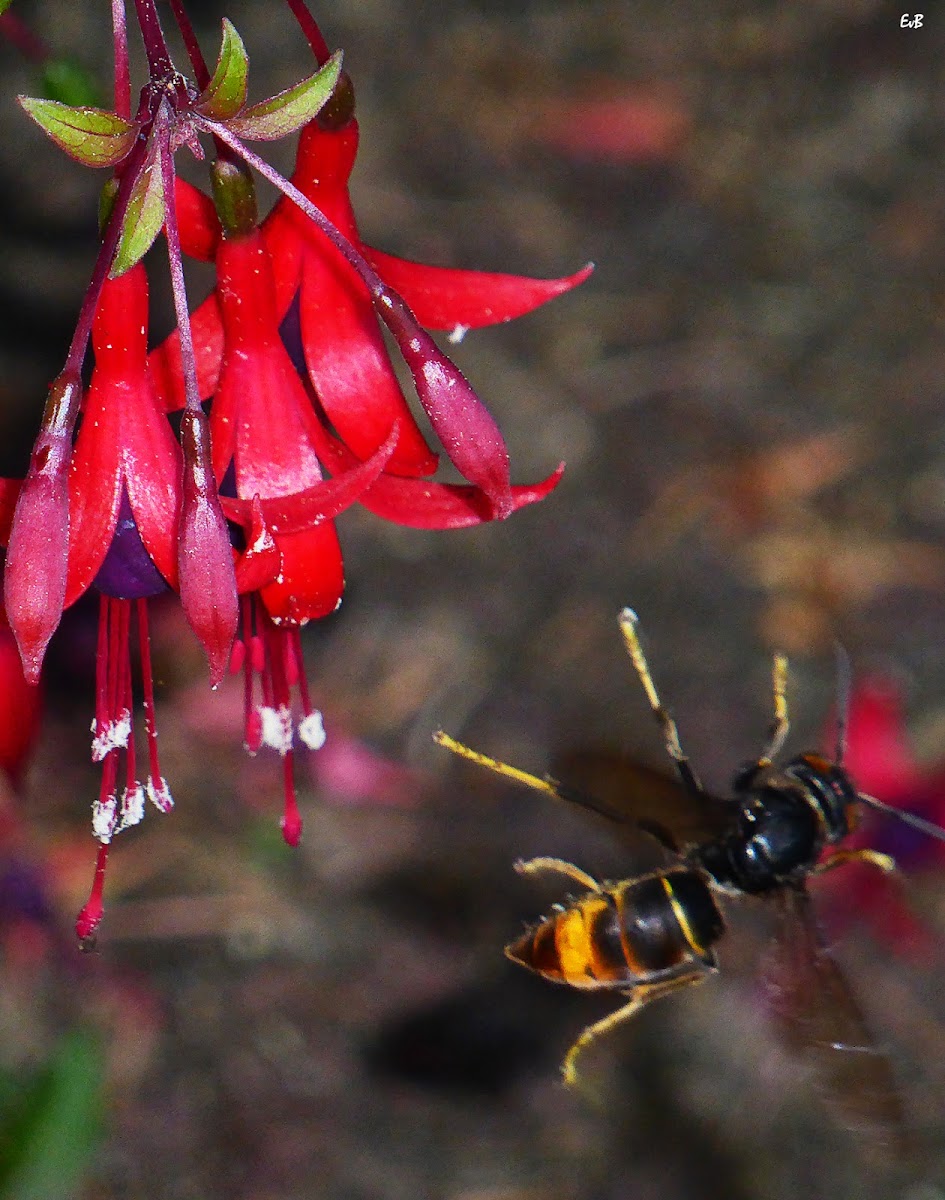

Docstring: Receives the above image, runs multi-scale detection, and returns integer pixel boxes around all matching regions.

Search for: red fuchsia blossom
[144,65,586,847]
[814,676,945,959]
[2,0,588,941]
[41,266,181,940]
[151,109,588,520]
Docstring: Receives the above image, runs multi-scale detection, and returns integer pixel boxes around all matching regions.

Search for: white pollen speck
[299,710,326,750]
[447,325,469,345]
[119,783,146,829]
[91,710,132,761]
[92,794,118,843]
[147,776,174,813]
[408,338,422,353]
[259,705,293,755]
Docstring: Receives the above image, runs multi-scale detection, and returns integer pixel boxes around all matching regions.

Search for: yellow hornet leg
[514,857,602,892]
[815,848,896,875]
[561,968,710,1088]
[758,654,790,767]
[561,997,645,1088]
[617,608,702,797]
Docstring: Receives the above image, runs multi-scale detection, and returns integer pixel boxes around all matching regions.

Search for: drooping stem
[111,0,131,121]
[131,0,174,79]
[157,103,202,416]
[196,116,399,309]
[60,91,159,384]
[284,0,331,64]
[167,0,210,89]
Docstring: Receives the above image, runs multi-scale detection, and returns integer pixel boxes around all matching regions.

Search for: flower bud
[4,372,82,682]
[177,410,238,686]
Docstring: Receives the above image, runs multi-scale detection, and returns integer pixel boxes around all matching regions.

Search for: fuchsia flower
[815,676,945,959]
[152,107,586,523]
[0,0,589,940]
[25,266,183,939]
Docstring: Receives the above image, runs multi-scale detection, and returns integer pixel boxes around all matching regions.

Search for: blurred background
[1,1,945,1197]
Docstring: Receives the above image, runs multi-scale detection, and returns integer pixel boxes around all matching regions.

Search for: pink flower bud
[4,373,82,683]
[177,410,238,686]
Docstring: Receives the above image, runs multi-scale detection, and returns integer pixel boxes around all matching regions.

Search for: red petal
[357,462,565,528]
[0,622,42,784]
[67,267,181,604]
[364,249,593,331]
[220,421,398,534]
[211,231,325,496]
[234,498,281,595]
[259,521,345,625]
[0,478,21,547]
[262,120,437,478]
[149,290,224,412]
[173,176,221,262]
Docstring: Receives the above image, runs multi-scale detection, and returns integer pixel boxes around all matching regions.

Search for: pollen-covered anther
[259,704,293,755]
[298,700,328,748]
[298,709,326,751]
[120,782,146,828]
[91,709,132,761]
[92,794,118,843]
[146,775,174,813]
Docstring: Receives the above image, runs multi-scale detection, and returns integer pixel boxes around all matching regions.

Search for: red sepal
[220,421,398,535]
[363,250,593,331]
[358,462,565,528]
[174,176,222,262]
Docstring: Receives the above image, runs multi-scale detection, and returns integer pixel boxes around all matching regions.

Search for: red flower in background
[0,615,41,792]
[815,676,945,958]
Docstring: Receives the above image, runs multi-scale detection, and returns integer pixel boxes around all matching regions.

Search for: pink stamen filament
[136,598,169,805]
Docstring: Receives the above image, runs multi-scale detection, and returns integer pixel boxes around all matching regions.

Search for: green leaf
[17,96,135,168]
[194,18,249,120]
[110,140,165,276]
[0,1029,105,1200]
[40,58,103,107]
[0,0,15,14]
[225,49,342,141]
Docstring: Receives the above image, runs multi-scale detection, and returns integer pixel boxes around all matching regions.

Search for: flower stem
[131,0,174,79]
[111,0,131,120]
[284,0,332,64]
[167,0,210,89]
[157,103,202,415]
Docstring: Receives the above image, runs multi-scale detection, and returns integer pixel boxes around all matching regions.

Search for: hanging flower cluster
[0,0,589,942]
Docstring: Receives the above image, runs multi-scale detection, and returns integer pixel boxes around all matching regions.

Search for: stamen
[92,792,118,843]
[75,840,110,945]
[281,754,302,847]
[146,776,173,813]
[298,709,326,750]
[259,704,293,755]
[120,782,147,829]
[137,598,169,803]
[91,711,132,761]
